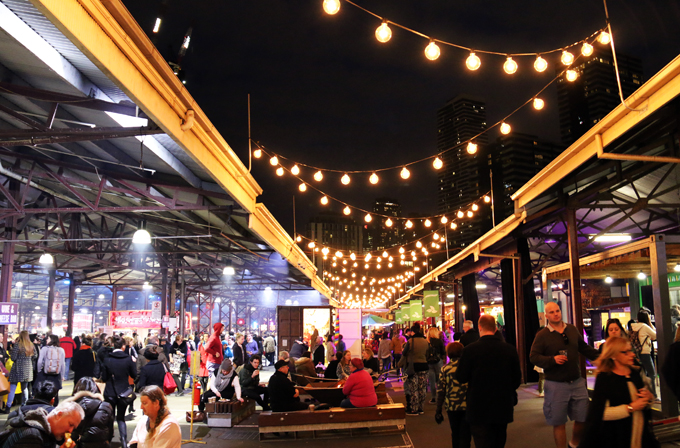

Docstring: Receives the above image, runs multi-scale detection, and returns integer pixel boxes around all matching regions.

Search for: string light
[343,205,351,215]
[440,216,448,224]
[323,0,340,15]
[269,156,279,166]
[598,31,611,45]
[450,222,458,230]
[405,220,413,229]
[425,41,440,60]
[296,235,302,243]
[385,218,393,227]
[365,213,372,223]
[314,171,323,182]
[341,173,351,185]
[533,98,545,110]
[276,167,284,176]
[424,219,431,227]
[466,52,481,71]
[375,21,392,43]
[320,195,329,205]
[433,157,443,169]
[291,165,300,175]
[503,57,518,74]
[565,69,578,82]
[466,142,478,155]
[500,122,511,135]
[299,183,307,192]
[457,210,464,218]
[581,42,594,57]
[369,173,379,185]
[253,149,262,158]
[467,210,473,218]
[472,203,479,211]
[561,50,574,66]
[400,167,410,179]
[484,195,491,203]
[534,55,547,72]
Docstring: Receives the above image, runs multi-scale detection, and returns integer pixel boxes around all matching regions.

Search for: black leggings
[106,397,129,421]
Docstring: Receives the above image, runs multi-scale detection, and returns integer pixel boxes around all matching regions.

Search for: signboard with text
[109,310,191,330]
[0,303,18,325]
[73,313,92,332]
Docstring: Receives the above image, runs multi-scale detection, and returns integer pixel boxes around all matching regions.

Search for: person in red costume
[205,323,224,380]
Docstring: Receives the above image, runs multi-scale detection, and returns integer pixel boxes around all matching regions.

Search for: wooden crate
[206,399,255,428]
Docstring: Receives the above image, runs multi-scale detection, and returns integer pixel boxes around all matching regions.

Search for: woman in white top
[130,385,181,448]
[630,310,657,397]
[36,334,65,405]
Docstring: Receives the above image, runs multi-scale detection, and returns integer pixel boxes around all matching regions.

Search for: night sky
[122,0,680,237]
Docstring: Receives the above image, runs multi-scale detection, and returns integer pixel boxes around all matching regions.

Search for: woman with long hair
[580,336,658,448]
[426,326,446,404]
[336,350,352,380]
[630,310,658,397]
[65,377,114,448]
[129,385,181,448]
[598,318,628,353]
[102,335,137,448]
[170,334,188,397]
[4,330,36,412]
[36,334,65,405]
[72,336,97,388]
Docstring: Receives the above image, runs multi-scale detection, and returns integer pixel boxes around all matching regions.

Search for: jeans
[393,354,402,375]
[381,356,391,371]
[340,398,356,408]
[428,361,443,400]
[447,410,471,448]
[63,358,71,381]
[6,382,28,408]
[639,353,657,397]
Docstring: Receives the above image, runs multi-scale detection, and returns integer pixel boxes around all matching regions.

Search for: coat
[662,341,680,403]
[294,357,317,378]
[72,346,97,385]
[232,343,246,367]
[456,335,521,425]
[198,343,209,377]
[129,413,181,448]
[205,324,224,366]
[342,369,377,408]
[459,329,480,347]
[137,360,166,391]
[64,390,114,448]
[59,337,76,359]
[8,345,37,383]
[0,407,56,448]
[238,363,260,391]
[268,370,298,412]
[102,351,136,401]
[136,345,169,377]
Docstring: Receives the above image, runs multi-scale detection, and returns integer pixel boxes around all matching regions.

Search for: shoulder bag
[110,370,136,406]
[162,363,177,395]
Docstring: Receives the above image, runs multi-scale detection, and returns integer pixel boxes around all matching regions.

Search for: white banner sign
[151,301,162,320]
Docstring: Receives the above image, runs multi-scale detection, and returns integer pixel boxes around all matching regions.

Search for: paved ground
[4,370,680,448]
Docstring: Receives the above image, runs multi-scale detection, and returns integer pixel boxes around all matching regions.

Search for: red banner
[109,310,192,330]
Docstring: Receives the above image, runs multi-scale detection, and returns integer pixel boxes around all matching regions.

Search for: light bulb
[581,42,594,57]
[466,52,481,71]
[503,57,518,74]
[350,252,356,260]
[484,195,491,203]
[534,55,547,72]
[467,210,473,218]
[637,271,646,280]
[323,0,340,15]
[276,167,284,176]
[299,183,307,192]
[598,31,611,45]
[296,235,302,242]
[253,149,262,158]
[132,229,151,245]
[322,247,329,255]
[440,216,448,224]
[308,242,315,249]
[416,241,422,248]
[400,167,410,179]
[466,142,478,154]
[365,214,372,223]
[561,51,574,66]
[500,122,511,135]
[320,195,329,205]
[424,41,440,61]
[343,205,351,215]
[450,222,458,230]
[369,172,379,185]
[424,219,431,227]
[269,156,278,166]
[335,251,343,258]
[39,253,54,265]
[604,275,613,284]
[405,220,413,229]
[385,218,393,227]
[399,247,405,253]
[533,98,545,110]
[365,254,372,262]
[341,173,351,185]
[382,251,388,258]
[433,157,443,169]
[433,233,439,240]
[472,203,479,211]
[375,21,392,43]
[314,171,323,182]
[566,70,578,82]
[457,210,464,218]
[290,165,300,175]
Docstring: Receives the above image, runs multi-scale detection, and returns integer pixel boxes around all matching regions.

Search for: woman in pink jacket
[341,358,377,408]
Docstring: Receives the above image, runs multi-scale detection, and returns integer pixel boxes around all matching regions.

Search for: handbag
[111,372,136,406]
[0,373,9,396]
[162,363,177,395]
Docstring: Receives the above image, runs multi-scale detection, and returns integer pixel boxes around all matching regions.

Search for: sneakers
[428,399,436,404]
[418,409,425,415]
[405,410,419,416]
[539,392,545,397]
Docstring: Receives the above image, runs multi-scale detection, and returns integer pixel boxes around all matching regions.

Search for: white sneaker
[539,392,545,397]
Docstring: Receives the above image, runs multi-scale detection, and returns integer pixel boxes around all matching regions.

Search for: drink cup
[558,350,568,359]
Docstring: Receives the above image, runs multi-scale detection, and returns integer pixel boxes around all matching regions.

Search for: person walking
[392,330,406,376]
[324,335,336,365]
[137,346,166,391]
[205,324,225,378]
[5,331,37,412]
[456,315,521,448]
[197,333,210,396]
[401,323,429,415]
[630,310,658,398]
[459,321,479,347]
[59,332,76,382]
[579,336,658,448]
[263,333,276,368]
[378,333,392,372]
[35,335,65,406]
[426,327,446,404]
[170,334,188,397]
[245,334,259,359]
[529,302,599,448]
[232,334,246,368]
[435,342,471,448]
[102,335,137,448]
[71,336,97,388]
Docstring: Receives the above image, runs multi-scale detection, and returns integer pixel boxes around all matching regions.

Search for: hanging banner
[151,301,162,320]
[394,309,403,324]
[109,310,191,330]
[52,293,63,322]
[410,300,422,320]
[401,303,411,322]
[423,290,440,318]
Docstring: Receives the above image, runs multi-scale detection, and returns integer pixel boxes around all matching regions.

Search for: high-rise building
[436,95,491,250]
[365,198,402,251]
[306,211,363,275]
[557,47,643,145]
[489,133,564,222]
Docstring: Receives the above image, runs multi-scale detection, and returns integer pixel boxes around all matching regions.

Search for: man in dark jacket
[137,346,166,391]
[457,315,521,448]
[238,355,270,411]
[102,336,136,448]
[459,320,480,347]
[136,336,169,378]
[289,337,307,360]
[1,402,84,448]
[268,360,307,412]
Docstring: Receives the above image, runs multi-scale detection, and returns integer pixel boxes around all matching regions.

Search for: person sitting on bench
[268,360,308,412]
[238,355,271,411]
[341,358,377,409]
[198,358,242,412]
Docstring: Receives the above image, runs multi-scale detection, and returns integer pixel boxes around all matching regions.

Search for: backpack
[426,342,440,364]
[629,329,648,358]
[44,347,60,374]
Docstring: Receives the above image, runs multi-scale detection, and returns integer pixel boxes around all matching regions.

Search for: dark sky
[122,0,680,236]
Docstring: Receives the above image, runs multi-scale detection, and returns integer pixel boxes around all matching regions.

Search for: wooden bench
[258,403,405,441]
[205,398,255,428]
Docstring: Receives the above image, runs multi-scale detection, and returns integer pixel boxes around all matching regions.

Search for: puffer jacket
[64,391,114,448]
[0,407,56,448]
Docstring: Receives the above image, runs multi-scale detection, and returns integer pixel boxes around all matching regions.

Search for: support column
[47,269,56,332]
[649,235,677,417]
[566,208,586,379]
[500,258,516,347]
[67,274,75,336]
[0,180,19,343]
[160,269,168,336]
[453,281,462,333]
[628,278,640,318]
[513,258,527,383]
[111,286,118,311]
[179,276,186,337]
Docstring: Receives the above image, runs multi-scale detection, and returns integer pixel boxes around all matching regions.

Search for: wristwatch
[627,405,634,413]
